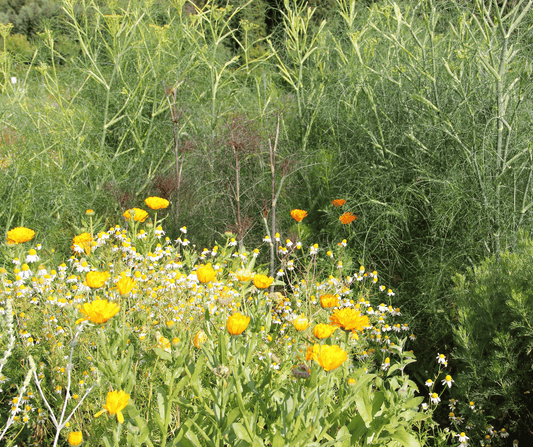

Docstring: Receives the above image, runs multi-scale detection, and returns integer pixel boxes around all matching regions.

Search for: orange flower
[331,199,346,207]
[72,233,93,255]
[123,208,148,222]
[194,330,208,348]
[293,315,310,331]
[315,345,348,372]
[313,323,338,339]
[227,312,250,335]
[339,212,357,224]
[6,227,35,244]
[320,293,338,309]
[290,209,308,222]
[145,197,169,210]
[306,344,320,361]
[196,264,216,283]
[253,274,274,289]
[80,299,120,324]
[85,271,111,289]
[329,308,369,333]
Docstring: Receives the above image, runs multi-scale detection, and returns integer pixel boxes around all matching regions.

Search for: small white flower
[430,392,440,404]
[442,375,454,388]
[436,353,447,364]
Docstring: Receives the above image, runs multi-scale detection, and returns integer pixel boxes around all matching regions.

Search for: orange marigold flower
[253,274,274,289]
[193,330,208,348]
[290,209,308,222]
[6,227,35,244]
[80,299,120,324]
[123,208,148,222]
[227,312,250,335]
[313,323,338,339]
[306,344,320,361]
[320,293,338,309]
[315,345,348,371]
[339,212,357,224]
[293,315,310,331]
[94,390,130,424]
[331,199,346,207]
[196,263,216,283]
[329,308,369,333]
[145,197,170,210]
[72,232,93,255]
[85,271,110,289]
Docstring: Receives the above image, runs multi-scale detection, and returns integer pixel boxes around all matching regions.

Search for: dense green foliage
[1,0,533,443]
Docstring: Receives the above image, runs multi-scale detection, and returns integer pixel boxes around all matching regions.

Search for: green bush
[452,230,533,433]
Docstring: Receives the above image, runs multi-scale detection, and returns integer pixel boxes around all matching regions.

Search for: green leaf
[271,432,284,447]
[232,422,253,443]
[154,347,172,362]
[390,428,420,447]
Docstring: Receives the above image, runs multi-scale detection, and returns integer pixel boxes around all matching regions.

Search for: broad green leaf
[390,428,420,447]
[232,422,253,443]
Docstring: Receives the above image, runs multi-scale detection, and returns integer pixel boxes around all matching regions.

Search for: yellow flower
[85,271,110,289]
[6,227,35,244]
[116,276,135,295]
[123,208,148,222]
[290,209,308,222]
[145,197,170,210]
[85,209,95,216]
[305,344,320,361]
[196,263,216,283]
[293,315,310,331]
[329,308,369,333]
[233,268,253,282]
[320,294,338,309]
[193,330,208,348]
[155,331,171,353]
[253,274,274,289]
[313,323,338,339]
[227,312,250,335]
[331,199,346,207]
[94,390,129,424]
[339,212,357,224]
[72,233,93,255]
[68,431,83,446]
[80,299,120,324]
[315,345,348,372]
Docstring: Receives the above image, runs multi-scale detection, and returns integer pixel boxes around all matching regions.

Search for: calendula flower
[290,209,308,222]
[145,196,170,210]
[193,330,208,348]
[196,264,216,283]
[329,308,369,333]
[85,209,95,216]
[116,276,135,295]
[320,293,338,309]
[313,323,337,339]
[7,227,35,244]
[306,344,320,361]
[72,233,94,255]
[253,274,274,289]
[85,271,110,289]
[227,312,250,335]
[94,390,129,424]
[331,199,346,207]
[79,299,120,324]
[123,208,148,222]
[339,212,357,224]
[233,268,253,282]
[68,431,83,446]
[155,332,171,353]
[315,345,348,372]
[293,315,310,331]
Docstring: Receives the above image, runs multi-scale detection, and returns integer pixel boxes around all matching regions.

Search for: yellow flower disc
[253,274,274,289]
[315,345,348,372]
[227,312,250,335]
[85,271,110,289]
[290,209,308,222]
[6,227,35,244]
[196,263,216,283]
[80,299,120,324]
[145,197,170,210]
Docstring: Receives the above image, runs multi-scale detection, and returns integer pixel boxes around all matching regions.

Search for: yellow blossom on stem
[320,294,338,309]
[194,330,208,348]
[290,209,308,222]
[331,199,346,207]
[253,274,274,289]
[315,345,348,372]
[313,323,338,339]
[145,197,170,210]
[329,308,369,333]
[339,212,357,224]
[85,271,110,289]
[79,299,120,324]
[94,390,129,424]
[293,315,310,331]
[196,263,216,283]
[68,431,83,446]
[72,233,93,255]
[227,312,250,335]
[123,208,148,222]
[116,276,135,295]
[6,227,35,244]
